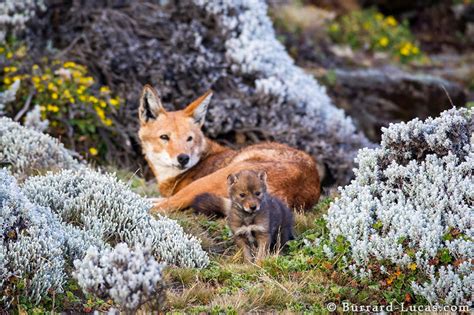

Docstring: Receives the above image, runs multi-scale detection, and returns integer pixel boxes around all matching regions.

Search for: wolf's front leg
[150,165,239,214]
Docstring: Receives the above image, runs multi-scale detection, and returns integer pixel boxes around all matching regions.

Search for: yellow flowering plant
[0,39,123,160]
[328,9,425,63]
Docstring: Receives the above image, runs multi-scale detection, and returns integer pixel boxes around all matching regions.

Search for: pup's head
[138,85,212,179]
[227,170,268,214]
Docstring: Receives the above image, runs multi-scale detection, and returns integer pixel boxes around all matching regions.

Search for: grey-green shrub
[326,108,473,305]
[0,117,82,178]
[23,169,209,268]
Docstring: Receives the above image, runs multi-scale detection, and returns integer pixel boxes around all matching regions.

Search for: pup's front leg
[235,236,253,263]
[255,232,270,264]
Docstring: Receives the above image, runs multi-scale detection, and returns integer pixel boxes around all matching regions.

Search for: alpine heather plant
[73,243,165,312]
[326,108,473,305]
[0,117,83,178]
[0,0,46,42]
[0,80,20,115]
[24,105,49,133]
[23,169,209,268]
[0,169,65,306]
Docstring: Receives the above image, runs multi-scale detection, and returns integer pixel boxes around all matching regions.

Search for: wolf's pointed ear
[139,85,166,123]
[257,171,267,184]
[184,90,213,126]
[227,173,238,186]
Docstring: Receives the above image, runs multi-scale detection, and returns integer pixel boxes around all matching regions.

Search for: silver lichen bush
[24,104,49,133]
[0,0,46,42]
[326,108,474,305]
[0,169,65,306]
[22,169,209,268]
[0,79,20,115]
[0,117,83,178]
[73,243,165,312]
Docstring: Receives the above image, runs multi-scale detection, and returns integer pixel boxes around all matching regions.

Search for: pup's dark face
[227,170,267,214]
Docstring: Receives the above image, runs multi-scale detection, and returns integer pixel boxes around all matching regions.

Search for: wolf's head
[138,85,212,181]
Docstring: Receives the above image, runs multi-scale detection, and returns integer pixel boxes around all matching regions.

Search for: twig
[14,89,34,122]
[441,84,455,108]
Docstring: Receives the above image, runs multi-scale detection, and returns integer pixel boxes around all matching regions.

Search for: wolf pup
[196,170,294,263]
[138,85,320,214]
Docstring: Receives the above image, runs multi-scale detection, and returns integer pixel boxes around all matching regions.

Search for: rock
[328,67,467,141]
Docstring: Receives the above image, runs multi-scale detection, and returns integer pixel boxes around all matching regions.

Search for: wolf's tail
[192,193,231,216]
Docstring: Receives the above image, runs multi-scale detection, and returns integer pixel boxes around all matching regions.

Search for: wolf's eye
[255,191,261,196]
[239,193,246,198]
[187,136,193,142]
[160,135,169,141]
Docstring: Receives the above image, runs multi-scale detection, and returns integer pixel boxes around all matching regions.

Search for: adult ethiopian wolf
[138,85,320,214]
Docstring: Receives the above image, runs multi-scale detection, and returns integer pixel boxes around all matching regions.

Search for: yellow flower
[89,147,98,156]
[103,118,113,126]
[63,61,77,68]
[32,76,41,84]
[57,78,63,85]
[64,89,72,99]
[88,95,99,104]
[48,82,56,91]
[375,13,384,21]
[0,47,4,54]
[15,45,27,58]
[41,74,50,81]
[3,77,11,85]
[3,67,10,72]
[39,105,46,111]
[99,100,107,108]
[109,98,120,107]
[100,86,110,94]
[96,107,106,120]
[9,66,17,72]
[408,263,417,271]
[72,71,82,79]
[411,46,420,55]
[52,92,59,100]
[6,52,13,59]
[399,42,413,56]
[385,16,398,27]
[32,64,39,70]
[378,37,389,47]
[12,76,21,82]
[363,21,371,30]
[79,95,86,102]
[47,104,60,112]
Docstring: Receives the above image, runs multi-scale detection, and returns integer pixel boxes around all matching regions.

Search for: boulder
[328,67,467,141]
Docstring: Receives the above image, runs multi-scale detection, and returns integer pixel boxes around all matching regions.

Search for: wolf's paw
[150,197,176,215]
[147,197,165,204]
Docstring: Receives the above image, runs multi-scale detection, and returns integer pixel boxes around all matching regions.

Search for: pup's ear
[257,171,267,183]
[184,90,213,126]
[227,173,238,186]
[139,85,166,123]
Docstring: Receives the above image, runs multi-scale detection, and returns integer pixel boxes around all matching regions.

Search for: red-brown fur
[138,85,320,213]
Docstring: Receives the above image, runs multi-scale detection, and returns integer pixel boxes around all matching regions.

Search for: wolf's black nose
[250,205,257,211]
[177,154,190,167]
